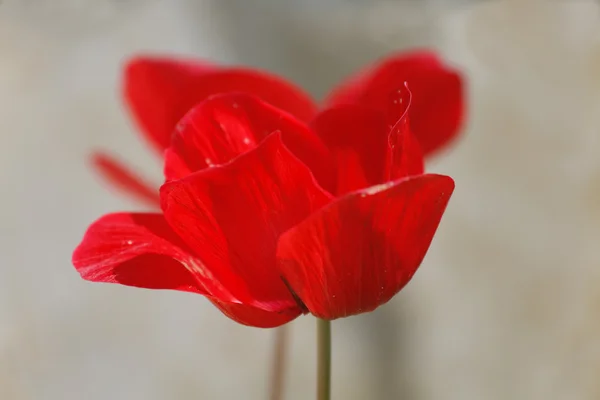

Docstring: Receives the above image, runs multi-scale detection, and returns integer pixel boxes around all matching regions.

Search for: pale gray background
[2,0,600,399]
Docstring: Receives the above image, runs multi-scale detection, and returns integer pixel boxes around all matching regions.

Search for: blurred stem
[317,318,332,400]
[269,326,289,400]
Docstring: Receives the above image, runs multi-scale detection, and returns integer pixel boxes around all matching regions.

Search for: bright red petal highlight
[72,213,203,293]
[91,152,160,207]
[324,50,464,156]
[160,133,332,313]
[123,56,317,152]
[277,174,454,320]
[164,93,334,191]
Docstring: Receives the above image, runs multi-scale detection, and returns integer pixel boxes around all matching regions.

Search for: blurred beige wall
[2,0,600,399]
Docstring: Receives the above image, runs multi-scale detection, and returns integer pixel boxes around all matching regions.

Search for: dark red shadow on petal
[109,254,203,293]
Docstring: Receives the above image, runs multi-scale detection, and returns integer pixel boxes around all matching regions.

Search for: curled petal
[311,105,388,195]
[72,213,296,327]
[123,56,317,152]
[325,50,464,156]
[385,118,424,181]
[312,91,423,195]
[384,86,424,180]
[91,152,160,207]
[72,213,202,293]
[277,174,455,320]
[164,94,335,192]
[161,133,332,313]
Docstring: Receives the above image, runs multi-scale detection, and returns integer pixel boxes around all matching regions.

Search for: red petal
[385,117,424,180]
[325,51,439,107]
[324,50,464,156]
[91,152,160,207]
[164,93,335,191]
[160,132,332,314]
[72,212,203,293]
[311,92,423,195]
[384,86,424,180]
[73,213,296,327]
[311,105,388,195]
[123,56,317,152]
[211,300,301,328]
[277,174,454,320]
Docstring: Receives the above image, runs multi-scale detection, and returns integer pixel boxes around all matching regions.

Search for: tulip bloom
[73,88,454,327]
[92,50,463,207]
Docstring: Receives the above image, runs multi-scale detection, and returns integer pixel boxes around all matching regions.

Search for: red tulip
[73,91,454,327]
[92,50,463,207]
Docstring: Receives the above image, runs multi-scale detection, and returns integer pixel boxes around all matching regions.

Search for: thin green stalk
[317,318,331,400]
[269,326,289,400]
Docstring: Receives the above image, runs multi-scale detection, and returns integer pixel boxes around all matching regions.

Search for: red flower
[73,90,454,327]
[92,50,463,207]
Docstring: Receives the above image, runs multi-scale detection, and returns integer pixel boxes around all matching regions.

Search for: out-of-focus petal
[160,133,332,314]
[277,174,454,320]
[164,93,334,191]
[324,50,464,156]
[91,152,160,207]
[325,51,438,107]
[123,56,214,152]
[123,56,317,152]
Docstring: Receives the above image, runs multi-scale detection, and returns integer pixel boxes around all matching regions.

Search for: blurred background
[2,0,600,398]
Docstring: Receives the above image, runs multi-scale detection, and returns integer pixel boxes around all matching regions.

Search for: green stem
[317,318,332,400]
[269,326,289,400]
